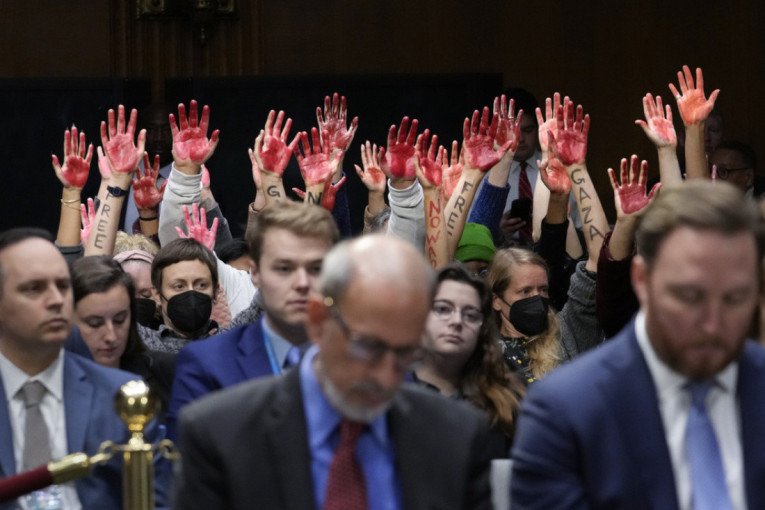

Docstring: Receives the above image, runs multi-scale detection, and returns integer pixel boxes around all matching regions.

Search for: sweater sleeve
[386,179,425,249]
[557,261,603,361]
[158,166,203,247]
[467,178,510,246]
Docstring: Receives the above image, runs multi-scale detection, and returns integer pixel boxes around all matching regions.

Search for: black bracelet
[139,216,158,221]
[106,185,129,197]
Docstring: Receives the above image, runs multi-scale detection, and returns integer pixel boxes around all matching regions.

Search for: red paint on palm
[441,140,462,200]
[493,95,523,151]
[668,65,720,125]
[635,93,676,147]
[175,203,218,250]
[170,100,220,164]
[551,101,589,166]
[53,126,93,189]
[101,105,142,173]
[539,158,571,195]
[415,131,442,187]
[257,110,297,176]
[463,107,508,171]
[354,141,386,192]
[536,93,566,153]
[316,93,359,153]
[380,117,418,179]
[608,155,660,215]
[294,128,338,186]
[133,154,166,208]
[322,175,346,211]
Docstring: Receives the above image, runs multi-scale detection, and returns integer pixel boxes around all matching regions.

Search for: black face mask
[508,295,549,337]
[135,298,159,328]
[163,291,212,334]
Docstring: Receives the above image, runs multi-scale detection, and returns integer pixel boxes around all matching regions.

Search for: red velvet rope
[0,466,54,502]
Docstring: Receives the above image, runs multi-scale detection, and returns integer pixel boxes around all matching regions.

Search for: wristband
[139,216,158,221]
[106,185,129,197]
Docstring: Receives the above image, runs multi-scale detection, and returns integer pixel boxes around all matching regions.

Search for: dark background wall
[1,1,763,233]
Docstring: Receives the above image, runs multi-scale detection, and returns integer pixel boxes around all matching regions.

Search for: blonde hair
[115,232,159,255]
[487,248,561,379]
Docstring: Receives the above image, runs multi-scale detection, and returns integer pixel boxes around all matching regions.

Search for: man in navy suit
[0,228,163,509]
[166,201,340,439]
[511,181,765,509]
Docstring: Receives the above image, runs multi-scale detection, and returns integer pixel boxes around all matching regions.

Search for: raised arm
[317,92,359,183]
[293,127,343,206]
[250,109,299,207]
[355,140,388,230]
[635,93,682,186]
[532,93,566,241]
[669,65,720,180]
[85,105,145,256]
[52,126,92,248]
[549,101,608,272]
[133,153,167,237]
[414,132,449,268]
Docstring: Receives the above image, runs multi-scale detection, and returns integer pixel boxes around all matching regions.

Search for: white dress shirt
[634,311,746,510]
[0,349,82,509]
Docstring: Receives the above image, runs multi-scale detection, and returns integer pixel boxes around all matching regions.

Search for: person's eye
[724,290,753,306]
[86,319,105,328]
[672,288,703,304]
[113,312,129,325]
[308,264,322,276]
[464,310,483,324]
[432,303,453,316]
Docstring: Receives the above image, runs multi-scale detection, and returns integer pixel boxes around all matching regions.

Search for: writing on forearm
[307,190,323,205]
[445,180,474,239]
[266,185,282,198]
[426,199,444,268]
[570,168,604,243]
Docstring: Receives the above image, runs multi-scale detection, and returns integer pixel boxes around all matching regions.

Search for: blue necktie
[283,345,301,369]
[685,381,733,510]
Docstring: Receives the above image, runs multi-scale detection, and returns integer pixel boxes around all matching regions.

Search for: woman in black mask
[487,248,602,384]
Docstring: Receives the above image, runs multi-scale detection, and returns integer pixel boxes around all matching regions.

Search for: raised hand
[414,131,443,189]
[100,105,145,174]
[170,100,220,170]
[536,92,566,154]
[293,175,347,212]
[96,146,111,180]
[293,127,342,187]
[463,107,511,171]
[175,203,218,250]
[52,126,93,189]
[635,93,676,148]
[251,109,299,176]
[549,100,590,166]
[354,141,386,193]
[133,153,167,209]
[538,157,571,196]
[379,116,419,179]
[493,94,523,153]
[441,140,463,201]
[668,65,720,125]
[316,92,359,154]
[608,155,660,217]
[80,197,95,246]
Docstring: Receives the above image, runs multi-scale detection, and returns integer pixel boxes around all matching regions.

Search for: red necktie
[517,161,533,242]
[323,420,368,510]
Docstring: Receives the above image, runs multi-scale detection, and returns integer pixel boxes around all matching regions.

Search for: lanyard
[262,329,281,375]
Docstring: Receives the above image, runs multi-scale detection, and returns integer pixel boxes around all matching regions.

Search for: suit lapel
[599,330,679,510]
[737,342,765,508]
[63,353,93,453]
[264,368,315,510]
[0,377,16,477]
[236,319,275,379]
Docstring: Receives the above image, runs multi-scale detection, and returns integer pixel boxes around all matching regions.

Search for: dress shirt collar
[0,348,65,403]
[262,317,296,369]
[299,345,390,450]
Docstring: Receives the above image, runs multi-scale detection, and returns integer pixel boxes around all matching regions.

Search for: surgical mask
[135,298,159,328]
[506,295,549,337]
[162,291,212,334]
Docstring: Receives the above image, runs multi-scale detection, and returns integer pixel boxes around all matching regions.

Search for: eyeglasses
[430,300,483,328]
[714,165,749,180]
[325,298,423,371]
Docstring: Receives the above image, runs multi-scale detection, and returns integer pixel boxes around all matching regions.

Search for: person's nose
[103,321,118,344]
[700,302,725,338]
[294,267,310,291]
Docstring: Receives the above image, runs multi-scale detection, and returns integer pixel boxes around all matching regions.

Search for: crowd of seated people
[1,64,762,509]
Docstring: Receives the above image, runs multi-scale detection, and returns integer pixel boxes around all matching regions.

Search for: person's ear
[306,298,329,346]
[745,169,755,189]
[492,294,504,313]
[250,262,261,288]
[151,285,160,303]
[631,255,648,308]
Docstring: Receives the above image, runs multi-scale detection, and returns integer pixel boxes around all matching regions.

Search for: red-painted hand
[100,105,145,174]
[133,153,167,209]
[668,65,720,125]
[292,175,346,211]
[252,110,299,176]
[414,131,443,188]
[96,146,111,180]
[170,100,220,165]
[441,140,463,201]
[175,203,218,250]
[493,95,523,153]
[293,128,342,187]
[549,101,590,166]
[536,93,567,154]
[80,197,95,246]
[635,93,677,148]
[608,155,661,217]
[463,107,511,171]
[538,157,571,195]
[379,117,419,179]
[316,93,359,154]
[354,141,386,193]
[52,126,93,189]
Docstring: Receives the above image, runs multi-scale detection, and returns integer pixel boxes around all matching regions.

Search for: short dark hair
[502,87,540,126]
[216,238,250,264]
[70,255,145,360]
[716,140,757,170]
[151,238,219,296]
[0,227,55,298]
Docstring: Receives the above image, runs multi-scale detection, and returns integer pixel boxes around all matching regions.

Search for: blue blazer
[167,318,276,440]
[510,320,765,510]
[0,352,149,510]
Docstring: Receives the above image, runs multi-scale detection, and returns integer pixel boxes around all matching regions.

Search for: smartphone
[509,197,532,223]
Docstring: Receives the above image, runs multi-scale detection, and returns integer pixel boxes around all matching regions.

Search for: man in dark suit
[166,201,340,439]
[511,181,765,509]
[0,228,165,509]
[174,235,503,510]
